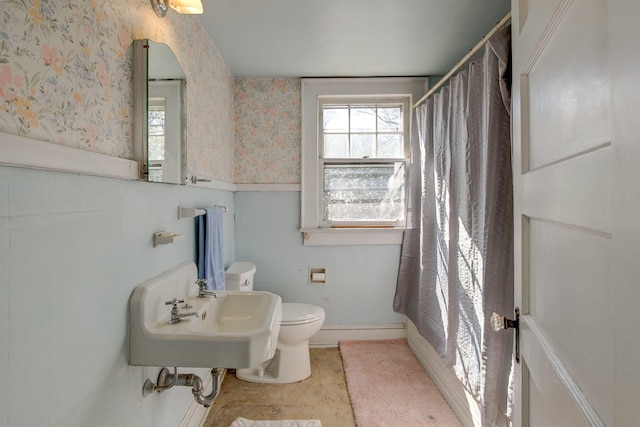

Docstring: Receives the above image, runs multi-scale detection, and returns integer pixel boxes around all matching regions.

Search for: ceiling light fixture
[150,0,203,17]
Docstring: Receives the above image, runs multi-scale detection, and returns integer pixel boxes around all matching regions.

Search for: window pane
[148,165,163,182]
[148,135,165,160]
[378,134,402,157]
[351,134,376,158]
[324,134,349,157]
[323,163,406,222]
[377,107,402,131]
[148,108,165,161]
[350,107,376,132]
[323,107,349,132]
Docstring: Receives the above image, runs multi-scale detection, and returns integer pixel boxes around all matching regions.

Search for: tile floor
[203,348,356,427]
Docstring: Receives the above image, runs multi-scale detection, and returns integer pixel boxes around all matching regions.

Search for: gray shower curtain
[394,27,513,427]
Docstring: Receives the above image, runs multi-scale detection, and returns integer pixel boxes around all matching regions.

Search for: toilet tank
[225,262,256,291]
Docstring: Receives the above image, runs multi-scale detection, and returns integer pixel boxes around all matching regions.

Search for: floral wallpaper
[0,0,234,182]
[234,78,301,184]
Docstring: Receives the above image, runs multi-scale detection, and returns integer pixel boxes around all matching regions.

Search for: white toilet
[225,262,325,384]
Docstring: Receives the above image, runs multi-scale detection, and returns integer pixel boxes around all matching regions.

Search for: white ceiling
[198,0,511,79]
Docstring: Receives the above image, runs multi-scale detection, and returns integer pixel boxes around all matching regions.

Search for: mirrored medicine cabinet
[133,39,187,184]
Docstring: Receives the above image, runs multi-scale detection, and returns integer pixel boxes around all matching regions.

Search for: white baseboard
[405,318,481,427]
[180,398,211,427]
[310,323,406,347]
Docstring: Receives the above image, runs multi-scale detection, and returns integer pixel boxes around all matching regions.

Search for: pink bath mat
[339,339,461,426]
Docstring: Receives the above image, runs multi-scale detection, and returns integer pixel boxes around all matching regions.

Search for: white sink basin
[129,262,281,368]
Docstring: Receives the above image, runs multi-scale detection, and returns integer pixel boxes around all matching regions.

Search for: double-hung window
[320,99,409,227]
[301,78,426,245]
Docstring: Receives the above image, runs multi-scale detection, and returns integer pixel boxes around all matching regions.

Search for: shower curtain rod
[413,11,512,109]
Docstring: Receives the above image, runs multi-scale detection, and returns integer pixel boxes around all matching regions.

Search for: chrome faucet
[165,298,199,324]
[196,279,217,298]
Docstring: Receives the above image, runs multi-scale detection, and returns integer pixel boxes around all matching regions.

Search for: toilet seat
[281,303,325,326]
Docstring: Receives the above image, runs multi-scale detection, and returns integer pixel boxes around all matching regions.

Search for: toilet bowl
[236,302,325,383]
[225,262,325,384]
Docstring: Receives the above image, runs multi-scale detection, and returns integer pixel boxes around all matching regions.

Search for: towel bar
[190,176,212,184]
[178,205,227,219]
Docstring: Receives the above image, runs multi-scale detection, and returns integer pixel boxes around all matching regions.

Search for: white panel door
[511,0,640,424]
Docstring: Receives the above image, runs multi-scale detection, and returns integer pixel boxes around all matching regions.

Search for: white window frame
[147,97,167,182]
[301,78,427,246]
[319,97,410,227]
[147,80,186,184]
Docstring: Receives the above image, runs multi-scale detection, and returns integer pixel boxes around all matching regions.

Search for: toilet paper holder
[309,267,326,285]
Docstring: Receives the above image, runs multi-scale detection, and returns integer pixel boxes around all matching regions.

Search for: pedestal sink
[129,262,282,369]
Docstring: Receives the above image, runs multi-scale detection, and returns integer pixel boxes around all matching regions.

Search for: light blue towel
[197,207,225,290]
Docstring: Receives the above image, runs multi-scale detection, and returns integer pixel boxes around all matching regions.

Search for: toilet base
[236,341,312,384]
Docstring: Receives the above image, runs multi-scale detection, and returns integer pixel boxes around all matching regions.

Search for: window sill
[300,228,405,246]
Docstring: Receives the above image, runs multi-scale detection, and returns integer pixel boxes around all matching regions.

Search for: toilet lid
[281,303,325,325]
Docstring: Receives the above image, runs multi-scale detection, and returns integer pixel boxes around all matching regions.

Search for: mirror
[133,39,187,184]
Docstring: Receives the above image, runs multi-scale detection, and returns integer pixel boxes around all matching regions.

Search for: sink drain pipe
[143,367,226,407]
